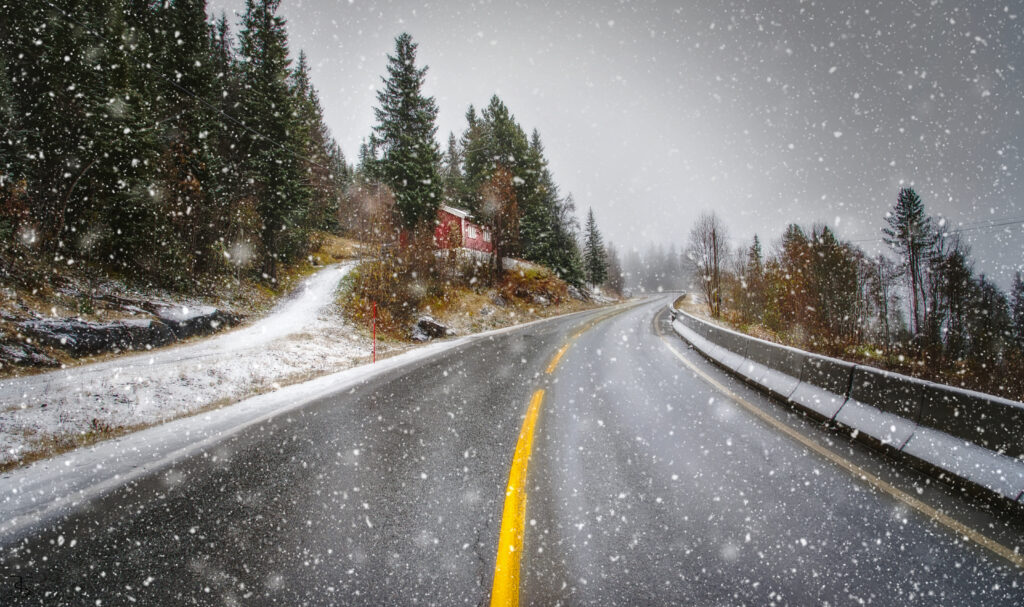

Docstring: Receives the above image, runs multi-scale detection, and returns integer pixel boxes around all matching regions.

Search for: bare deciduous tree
[685,212,729,318]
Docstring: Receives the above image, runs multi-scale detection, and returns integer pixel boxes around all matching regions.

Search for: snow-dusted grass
[0,264,386,469]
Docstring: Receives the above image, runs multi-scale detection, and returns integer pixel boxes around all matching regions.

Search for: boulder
[19,318,177,356]
[567,285,588,301]
[411,316,455,342]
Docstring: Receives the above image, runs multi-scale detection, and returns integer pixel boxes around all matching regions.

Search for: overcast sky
[209,0,1024,286]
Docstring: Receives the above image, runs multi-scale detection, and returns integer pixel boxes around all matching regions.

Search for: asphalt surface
[2,297,1023,605]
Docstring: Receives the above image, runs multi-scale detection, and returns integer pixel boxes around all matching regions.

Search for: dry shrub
[343,224,444,337]
[499,265,567,305]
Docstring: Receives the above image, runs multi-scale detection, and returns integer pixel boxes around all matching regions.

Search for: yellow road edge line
[654,311,1024,570]
[491,389,545,606]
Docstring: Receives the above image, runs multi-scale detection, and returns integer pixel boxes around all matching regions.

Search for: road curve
[1,297,1022,605]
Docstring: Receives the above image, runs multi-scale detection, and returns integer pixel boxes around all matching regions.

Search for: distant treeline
[1,0,347,286]
[683,189,1024,401]
[621,243,689,293]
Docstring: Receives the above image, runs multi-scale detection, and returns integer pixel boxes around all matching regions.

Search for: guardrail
[669,306,1024,503]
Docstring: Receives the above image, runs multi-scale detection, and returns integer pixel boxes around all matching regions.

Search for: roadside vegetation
[679,190,1024,402]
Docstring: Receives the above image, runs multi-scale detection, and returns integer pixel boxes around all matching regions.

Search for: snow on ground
[0,264,374,467]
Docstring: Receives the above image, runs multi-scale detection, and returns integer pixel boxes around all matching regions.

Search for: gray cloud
[209,0,1024,285]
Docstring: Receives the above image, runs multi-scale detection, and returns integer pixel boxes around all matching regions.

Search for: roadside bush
[342,225,444,336]
[499,265,567,305]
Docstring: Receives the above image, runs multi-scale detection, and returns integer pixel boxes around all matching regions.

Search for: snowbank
[0,264,371,467]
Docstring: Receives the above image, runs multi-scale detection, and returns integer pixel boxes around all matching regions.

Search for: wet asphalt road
[2,297,1023,605]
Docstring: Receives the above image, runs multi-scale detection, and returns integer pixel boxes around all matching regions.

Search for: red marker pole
[372,301,377,363]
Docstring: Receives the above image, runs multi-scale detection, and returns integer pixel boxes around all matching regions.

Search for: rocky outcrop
[0,336,60,368]
[152,305,240,339]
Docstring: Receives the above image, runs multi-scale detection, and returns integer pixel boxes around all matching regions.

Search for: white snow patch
[0,265,366,467]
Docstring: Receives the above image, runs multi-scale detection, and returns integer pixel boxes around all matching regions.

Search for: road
[1,297,1022,605]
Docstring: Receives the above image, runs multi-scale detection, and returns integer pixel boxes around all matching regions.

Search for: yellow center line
[654,309,1024,570]
[491,389,545,606]
[490,302,642,605]
[545,344,569,374]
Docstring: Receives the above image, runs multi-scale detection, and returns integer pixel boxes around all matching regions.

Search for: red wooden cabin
[435,205,493,253]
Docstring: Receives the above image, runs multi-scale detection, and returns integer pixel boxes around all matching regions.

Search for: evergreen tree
[370,33,442,230]
[807,226,860,344]
[583,208,608,286]
[779,223,812,326]
[551,193,585,287]
[942,243,974,358]
[519,129,559,267]
[0,49,26,216]
[154,0,223,276]
[462,96,529,214]
[356,139,378,178]
[965,275,1011,362]
[748,235,763,274]
[883,187,936,335]
[738,235,766,322]
[291,50,344,231]
[238,0,310,278]
[440,131,468,207]
[604,242,625,295]
[1010,271,1024,354]
[6,1,153,260]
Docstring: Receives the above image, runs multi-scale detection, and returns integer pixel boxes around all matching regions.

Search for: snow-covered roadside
[0,264,372,467]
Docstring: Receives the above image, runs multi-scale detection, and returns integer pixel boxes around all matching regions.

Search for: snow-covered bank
[0,264,373,467]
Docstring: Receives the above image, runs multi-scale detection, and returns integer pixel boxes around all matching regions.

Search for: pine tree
[0,50,25,195]
[239,0,310,278]
[942,244,974,358]
[552,194,585,286]
[965,275,1011,362]
[739,235,766,323]
[519,129,559,267]
[7,1,153,259]
[462,96,529,218]
[583,208,608,286]
[604,242,625,295]
[153,0,223,276]
[883,187,936,335]
[440,132,465,203]
[1011,271,1024,354]
[370,33,442,230]
[291,50,343,231]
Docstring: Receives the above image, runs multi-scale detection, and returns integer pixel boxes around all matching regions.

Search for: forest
[1,0,352,287]
[682,189,1024,401]
[0,1,618,303]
